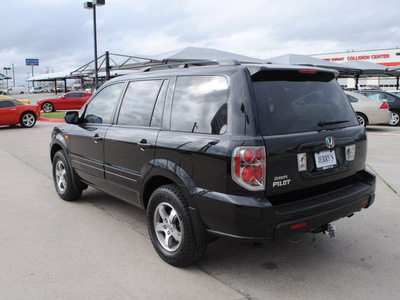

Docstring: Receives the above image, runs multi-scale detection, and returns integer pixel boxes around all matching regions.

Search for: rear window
[252,71,358,135]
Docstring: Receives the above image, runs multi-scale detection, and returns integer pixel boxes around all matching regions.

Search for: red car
[38,92,91,113]
[0,98,41,128]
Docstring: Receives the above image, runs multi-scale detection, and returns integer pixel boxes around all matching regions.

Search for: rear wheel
[52,150,82,201]
[389,110,400,126]
[20,112,36,128]
[42,102,54,113]
[356,113,367,127]
[147,184,207,267]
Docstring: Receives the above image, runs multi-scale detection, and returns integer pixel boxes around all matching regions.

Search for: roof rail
[139,60,242,72]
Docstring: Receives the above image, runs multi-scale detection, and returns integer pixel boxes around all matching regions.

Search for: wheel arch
[19,110,37,127]
[142,173,210,247]
[50,140,86,191]
[20,110,37,118]
[141,175,175,209]
[141,159,197,209]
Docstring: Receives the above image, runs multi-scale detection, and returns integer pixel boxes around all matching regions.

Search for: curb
[38,117,65,123]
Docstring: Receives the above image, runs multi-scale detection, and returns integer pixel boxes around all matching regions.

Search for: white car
[345,91,391,126]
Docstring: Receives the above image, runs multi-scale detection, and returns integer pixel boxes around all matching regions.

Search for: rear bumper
[193,170,376,241]
[367,109,391,125]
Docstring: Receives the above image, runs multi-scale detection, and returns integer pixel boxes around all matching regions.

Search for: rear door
[68,83,125,187]
[104,79,168,205]
[251,70,364,198]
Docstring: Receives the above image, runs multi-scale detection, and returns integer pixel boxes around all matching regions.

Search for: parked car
[29,87,46,94]
[5,87,26,94]
[38,92,92,112]
[356,90,400,126]
[345,91,391,126]
[0,98,40,128]
[50,63,376,267]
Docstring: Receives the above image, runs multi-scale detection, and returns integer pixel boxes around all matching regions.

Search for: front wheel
[20,112,36,128]
[42,102,54,113]
[389,110,400,126]
[52,150,82,201]
[147,184,207,267]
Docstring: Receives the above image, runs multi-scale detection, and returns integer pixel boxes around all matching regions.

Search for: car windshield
[252,71,359,135]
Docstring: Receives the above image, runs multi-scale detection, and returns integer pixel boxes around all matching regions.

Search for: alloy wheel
[55,160,67,192]
[22,113,35,127]
[389,111,400,126]
[43,103,53,113]
[153,202,182,252]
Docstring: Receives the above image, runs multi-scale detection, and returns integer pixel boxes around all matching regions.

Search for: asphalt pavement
[0,121,399,299]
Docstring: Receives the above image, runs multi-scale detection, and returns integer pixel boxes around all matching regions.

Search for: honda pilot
[50,62,376,267]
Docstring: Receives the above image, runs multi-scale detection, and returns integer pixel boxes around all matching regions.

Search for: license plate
[314,150,337,170]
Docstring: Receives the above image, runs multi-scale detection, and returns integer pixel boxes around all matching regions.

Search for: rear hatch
[251,68,366,205]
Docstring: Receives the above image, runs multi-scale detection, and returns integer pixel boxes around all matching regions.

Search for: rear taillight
[380,102,389,110]
[232,146,266,191]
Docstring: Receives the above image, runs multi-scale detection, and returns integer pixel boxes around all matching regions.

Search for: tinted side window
[347,95,358,103]
[383,93,395,102]
[170,76,228,134]
[363,92,383,100]
[117,80,163,126]
[84,83,124,124]
[0,101,15,108]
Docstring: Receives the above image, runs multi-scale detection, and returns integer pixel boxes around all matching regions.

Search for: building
[312,48,400,90]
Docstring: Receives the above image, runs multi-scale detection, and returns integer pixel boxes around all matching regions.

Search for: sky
[1,0,400,86]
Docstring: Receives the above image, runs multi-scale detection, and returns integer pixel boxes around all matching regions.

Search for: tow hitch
[311,223,336,238]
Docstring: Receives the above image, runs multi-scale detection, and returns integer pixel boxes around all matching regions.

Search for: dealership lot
[0,121,399,299]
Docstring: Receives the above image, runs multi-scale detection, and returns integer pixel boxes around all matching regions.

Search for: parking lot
[1,118,399,299]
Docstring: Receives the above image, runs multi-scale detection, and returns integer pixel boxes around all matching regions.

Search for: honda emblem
[326,137,335,149]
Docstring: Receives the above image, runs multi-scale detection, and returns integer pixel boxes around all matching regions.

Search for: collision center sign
[323,54,390,62]
[26,59,39,66]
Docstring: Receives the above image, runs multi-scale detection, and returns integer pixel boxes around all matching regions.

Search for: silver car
[345,91,391,126]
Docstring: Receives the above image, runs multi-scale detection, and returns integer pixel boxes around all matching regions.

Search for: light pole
[3,67,11,91]
[84,0,105,91]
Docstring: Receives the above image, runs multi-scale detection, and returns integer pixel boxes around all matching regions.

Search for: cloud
[1,0,400,86]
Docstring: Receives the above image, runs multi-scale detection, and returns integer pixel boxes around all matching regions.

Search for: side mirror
[64,111,79,124]
[60,95,66,99]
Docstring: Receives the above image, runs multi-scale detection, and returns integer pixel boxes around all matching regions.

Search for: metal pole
[4,69,9,90]
[93,5,98,90]
[12,63,15,87]
[105,51,110,81]
[32,65,35,87]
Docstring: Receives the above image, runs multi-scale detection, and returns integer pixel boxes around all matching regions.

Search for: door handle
[92,134,103,144]
[10,108,16,111]
[137,139,151,151]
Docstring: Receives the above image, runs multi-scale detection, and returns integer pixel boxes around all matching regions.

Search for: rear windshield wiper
[318,120,349,127]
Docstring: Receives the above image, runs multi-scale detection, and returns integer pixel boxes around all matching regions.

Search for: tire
[42,102,54,113]
[356,113,367,127]
[389,110,400,126]
[19,111,36,128]
[52,150,82,201]
[147,184,207,267]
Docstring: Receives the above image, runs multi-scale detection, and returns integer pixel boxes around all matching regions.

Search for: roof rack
[140,59,242,72]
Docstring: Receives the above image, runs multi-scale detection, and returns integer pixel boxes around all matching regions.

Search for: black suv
[356,90,400,126]
[50,62,376,267]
